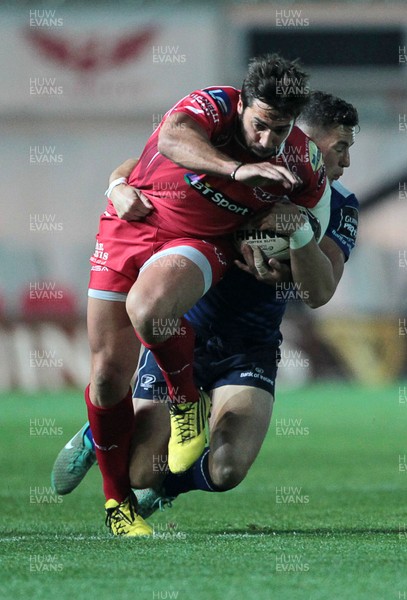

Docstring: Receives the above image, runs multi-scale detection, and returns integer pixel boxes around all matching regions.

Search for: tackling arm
[158,112,239,177]
[108,158,138,183]
[106,158,153,221]
[235,233,344,308]
[158,112,300,190]
[251,181,336,307]
[288,181,343,308]
[289,233,343,308]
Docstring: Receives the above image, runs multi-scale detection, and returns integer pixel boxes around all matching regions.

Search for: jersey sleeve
[325,189,359,261]
[289,136,328,210]
[307,180,331,242]
[165,86,238,140]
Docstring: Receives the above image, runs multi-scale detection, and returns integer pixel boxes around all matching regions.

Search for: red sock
[139,317,198,404]
[85,385,134,502]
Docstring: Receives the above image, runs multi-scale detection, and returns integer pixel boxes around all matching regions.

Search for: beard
[234,115,279,159]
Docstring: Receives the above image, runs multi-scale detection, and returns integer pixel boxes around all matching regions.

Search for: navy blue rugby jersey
[185,181,359,348]
[325,180,359,261]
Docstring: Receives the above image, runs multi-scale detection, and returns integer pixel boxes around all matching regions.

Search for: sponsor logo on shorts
[239,370,274,386]
[140,373,157,389]
[91,241,109,265]
[210,243,228,266]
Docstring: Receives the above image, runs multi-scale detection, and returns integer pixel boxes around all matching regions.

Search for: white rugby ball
[234,227,290,260]
[233,206,323,261]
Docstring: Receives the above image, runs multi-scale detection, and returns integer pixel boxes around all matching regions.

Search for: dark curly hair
[296,91,359,130]
[241,53,310,118]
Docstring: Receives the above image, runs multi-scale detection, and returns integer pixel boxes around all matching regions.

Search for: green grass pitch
[1,383,406,600]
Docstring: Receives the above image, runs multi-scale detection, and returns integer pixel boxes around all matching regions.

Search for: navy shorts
[134,336,280,400]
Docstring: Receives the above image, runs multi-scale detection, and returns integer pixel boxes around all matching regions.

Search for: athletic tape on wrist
[289,220,314,250]
[104,177,128,198]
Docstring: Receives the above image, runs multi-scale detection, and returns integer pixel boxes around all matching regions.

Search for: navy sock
[163,448,222,496]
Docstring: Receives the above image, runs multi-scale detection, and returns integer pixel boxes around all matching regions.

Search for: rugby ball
[234,227,290,260]
[233,206,322,261]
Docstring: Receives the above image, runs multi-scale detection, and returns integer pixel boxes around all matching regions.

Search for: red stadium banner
[1,9,220,116]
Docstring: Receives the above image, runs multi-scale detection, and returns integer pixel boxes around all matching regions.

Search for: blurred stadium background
[1,0,407,392]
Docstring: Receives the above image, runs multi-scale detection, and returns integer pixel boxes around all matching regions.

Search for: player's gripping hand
[110,183,153,221]
[252,200,306,235]
[234,163,302,191]
[235,244,291,284]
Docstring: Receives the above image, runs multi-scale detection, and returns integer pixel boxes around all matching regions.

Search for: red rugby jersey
[123,86,328,238]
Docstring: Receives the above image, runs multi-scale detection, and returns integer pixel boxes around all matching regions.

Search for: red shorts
[88,212,235,297]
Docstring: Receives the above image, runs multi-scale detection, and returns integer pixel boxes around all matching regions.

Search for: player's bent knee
[91,358,129,403]
[129,446,166,489]
[129,465,160,490]
[127,292,177,343]
[210,461,248,491]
